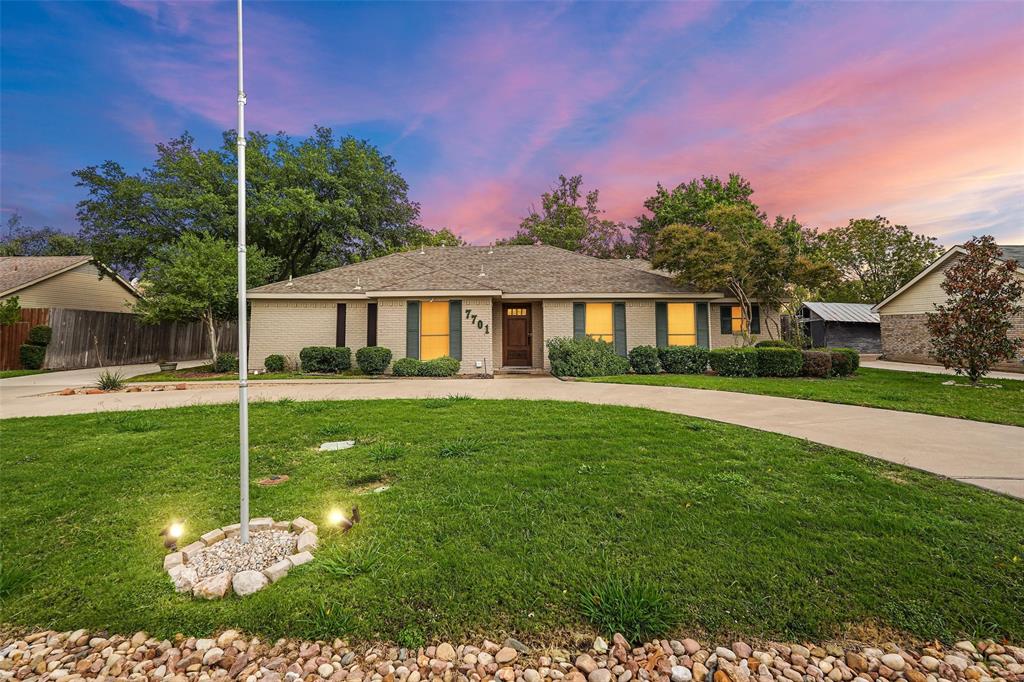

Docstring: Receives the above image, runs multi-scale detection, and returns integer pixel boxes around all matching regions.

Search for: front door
[502,304,532,366]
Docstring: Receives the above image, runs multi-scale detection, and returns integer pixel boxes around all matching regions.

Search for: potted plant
[158,359,178,372]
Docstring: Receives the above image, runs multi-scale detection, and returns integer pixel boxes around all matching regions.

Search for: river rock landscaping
[1,631,1022,682]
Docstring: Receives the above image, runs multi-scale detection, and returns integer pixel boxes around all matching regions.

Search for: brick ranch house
[247,245,780,374]
[872,244,1024,372]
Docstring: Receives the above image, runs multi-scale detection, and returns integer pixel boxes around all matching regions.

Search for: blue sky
[2,0,1023,244]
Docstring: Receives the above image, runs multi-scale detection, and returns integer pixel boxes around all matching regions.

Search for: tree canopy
[0,214,88,257]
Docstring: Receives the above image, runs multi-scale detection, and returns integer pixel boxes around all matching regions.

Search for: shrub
[213,352,239,373]
[0,296,21,326]
[627,345,661,374]
[18,344,46,370]
[830,347,860,374]
[418,356,461,377]
[709,347,759,377]
[369,441,403,462]
[356,346,393,375]
[754,339,792,349]
[829,349,857,377]
[392,357,422,376]
[437,436,483,458]
[300,346,352,373]
[264,354,286,373]
[26,325,52,346]
[801,350,832,378]
[579,575,676,643]
[95,370,126,391]
[546,337,630,377]
[658,346,709,374]
[755,346,803,377]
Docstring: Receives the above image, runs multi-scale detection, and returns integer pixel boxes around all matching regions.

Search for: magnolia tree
[926,236,1023,385]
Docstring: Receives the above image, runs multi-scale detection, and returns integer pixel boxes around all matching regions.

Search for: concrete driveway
[2,370,1021,499]
[0,360,207,403]
[861,359,1023,380]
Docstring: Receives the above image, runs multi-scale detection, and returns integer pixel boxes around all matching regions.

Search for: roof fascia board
[0,257,94,298]
[247,292,371,300]
[505,292,724,300]
[872,247,964,312]
[366,289,503,297]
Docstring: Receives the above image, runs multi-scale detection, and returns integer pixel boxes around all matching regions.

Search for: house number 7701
[464,309,490,334]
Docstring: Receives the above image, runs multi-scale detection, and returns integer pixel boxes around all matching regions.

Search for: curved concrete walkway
[2,373,1022,498]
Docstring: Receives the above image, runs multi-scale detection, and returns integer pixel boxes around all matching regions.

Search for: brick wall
[249,300,335,370]
[460,297,494,374]
[541,300,573,369]
[881,311,1024,371]
[376,299,406,361]
[346,301,368,350]
[709,303,781,349]
[625,300,656,351]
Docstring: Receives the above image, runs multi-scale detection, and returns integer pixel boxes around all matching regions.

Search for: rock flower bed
[1,630,1021,682]
[163,517,319,599]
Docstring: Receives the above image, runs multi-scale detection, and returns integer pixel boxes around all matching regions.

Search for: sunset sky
[2,0,1023,245]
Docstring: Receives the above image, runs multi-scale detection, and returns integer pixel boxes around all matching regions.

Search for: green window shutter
[448,300,462,360]
[696,302,709,348]
[750,304,761,334]
[572,303,586,339]
[613,302,627,356]
[406,301,420,359]
[720,305,732,334]
[655,302,668,348]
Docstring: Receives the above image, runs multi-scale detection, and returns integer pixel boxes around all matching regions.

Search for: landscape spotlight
[168,522,184,540]
[327,509,346,527]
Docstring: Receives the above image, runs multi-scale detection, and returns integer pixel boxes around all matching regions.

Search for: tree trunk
[204,311,220,364]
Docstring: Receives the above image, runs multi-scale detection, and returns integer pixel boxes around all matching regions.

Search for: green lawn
[1,399,1021,645]
[583,368,1024,427]
[126,364,365,382]
[0,369,47,380]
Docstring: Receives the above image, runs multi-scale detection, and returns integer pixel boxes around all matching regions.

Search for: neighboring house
[872,244,1024,371]
[798,302,881,353]
[248,245,780,374]
[0,256,139,313]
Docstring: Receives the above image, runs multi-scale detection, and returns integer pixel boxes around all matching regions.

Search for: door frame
[501,302,533,367]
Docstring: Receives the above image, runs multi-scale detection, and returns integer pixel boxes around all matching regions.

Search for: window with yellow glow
[730,305,748,333]
[585,303,614,342]
[667,303,697,346]
[420,301,450,360]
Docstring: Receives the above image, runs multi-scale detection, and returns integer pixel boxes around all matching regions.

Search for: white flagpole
[236,0,250,544]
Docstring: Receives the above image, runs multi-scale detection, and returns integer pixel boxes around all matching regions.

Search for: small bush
[264,354,286,372]
[369,441,403,462]
[300,346,352,373]
[754,339,792,348]
[418,355,460,377]
[356,346,392,375]
[18,344,45,370]
[546,337,630,377]
[26,325,52,346]
[801,350,832,378]
[212,352,238,373]
[755,346,803,377]
[95,370,126,391]
[579,575,676,643]
[628,345,661,374]
[658,346,709,374]
[709,347,759,377]
[829,350,855,377]
[392,357,422,376]
[830,347,860,374]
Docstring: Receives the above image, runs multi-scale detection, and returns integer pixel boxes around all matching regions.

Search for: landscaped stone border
[163,517,318,599]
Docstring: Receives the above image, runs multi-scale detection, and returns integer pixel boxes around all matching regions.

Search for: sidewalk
[0,360,207,403]
[861,359,1023,380]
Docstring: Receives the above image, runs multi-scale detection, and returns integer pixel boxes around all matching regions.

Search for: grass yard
[584,368,1024,427]
[1,399,1021,645]
[0,369,48,380]
[126,365,365,382]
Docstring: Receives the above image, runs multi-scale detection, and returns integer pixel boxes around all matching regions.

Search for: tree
[498,175,634,258]
[0,296,20,326]
[652,205,827,342]
[817,216,942,304]
[926,236,1023,385]
[0,213,87,257]
[632,174,763,258]
[74,127,424,279]
[133,233,277,362]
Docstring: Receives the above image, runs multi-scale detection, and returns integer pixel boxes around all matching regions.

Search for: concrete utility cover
[319,440,355,451]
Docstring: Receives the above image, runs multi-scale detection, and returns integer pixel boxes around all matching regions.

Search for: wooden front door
[502,304,532,366]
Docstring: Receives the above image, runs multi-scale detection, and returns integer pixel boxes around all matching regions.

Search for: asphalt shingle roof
[0,256,93,295]
[250,245,711,296]
[997,245,1024,264]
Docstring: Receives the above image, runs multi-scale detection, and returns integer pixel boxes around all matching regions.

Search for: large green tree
[0,213,88,257]
[817,216,942,304]
[74,127,424,279]
[133,233,277,362]
[633,174,763,258]
[498,175,634,258]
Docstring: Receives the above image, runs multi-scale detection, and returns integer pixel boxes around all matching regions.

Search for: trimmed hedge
[418,356,461,377]
[27,325,52,346]
[801,351,832,378]
[658,346,709,374]
[19,344,46,370]
[709,347,759,377]
[829,350,854,377]
[356,346,393,375]
[754,339,792,349]
[830,347,860,375]
[392,357,421,377]
[264,354,286,373]
[546,337,630,378]
[299,346,352,373]
[213,353,239,373]
[755,346,803,377]
[628,345,661,375]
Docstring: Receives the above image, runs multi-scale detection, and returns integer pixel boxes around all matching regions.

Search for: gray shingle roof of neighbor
[0,255,93,295]
[249,245,716,296]
[997,245,1024,264]
[802,301,880,324]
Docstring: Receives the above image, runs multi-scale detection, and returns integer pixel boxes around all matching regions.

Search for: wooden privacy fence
[0,308,237,370]
[0,308,50,370]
